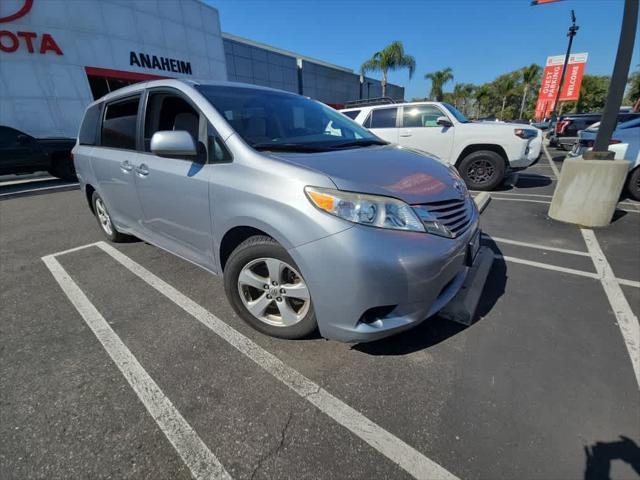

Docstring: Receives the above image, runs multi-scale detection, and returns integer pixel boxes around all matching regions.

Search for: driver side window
[403,105,445,128]
[144,92,201,152]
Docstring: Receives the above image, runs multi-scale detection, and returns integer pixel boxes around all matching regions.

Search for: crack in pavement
[250,410,294,480]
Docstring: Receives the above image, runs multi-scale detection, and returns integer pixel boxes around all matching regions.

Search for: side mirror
[150,130,197,157]
[17,134,31,145]
[436,116,453,128]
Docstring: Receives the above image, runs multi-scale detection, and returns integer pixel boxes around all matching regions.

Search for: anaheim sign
[0,0,63,55]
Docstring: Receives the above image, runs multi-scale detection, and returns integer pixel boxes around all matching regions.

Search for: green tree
[493,73,518,119]
[360,41,416,98]
[474,84,492,117]
[518,64,541,119]
[425,67,453,101]
[563,75,610,112]
[624,65,640,107]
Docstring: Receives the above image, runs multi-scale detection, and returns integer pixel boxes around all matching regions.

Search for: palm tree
[360,41,416,98]
[425,68,453,101]
[518,64,541,119]
[493,73,518,119]
[474,84,491,118]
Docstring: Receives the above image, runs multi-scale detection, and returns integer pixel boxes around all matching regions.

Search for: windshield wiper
[251,143,330,153]
[328,139,388,149]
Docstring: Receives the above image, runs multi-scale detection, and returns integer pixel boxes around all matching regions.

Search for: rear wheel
[458,150,506,191]
[224,236,317,339]
[91,191,130,242]
[49,155,77,181]
[627,167,640,201]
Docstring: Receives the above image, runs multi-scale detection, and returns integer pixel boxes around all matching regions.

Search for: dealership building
[0,0,404,139]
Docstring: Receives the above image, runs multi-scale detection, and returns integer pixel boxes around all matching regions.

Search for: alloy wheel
[95,198,113,236]
[237,257,310,327]
[467,159,496,184]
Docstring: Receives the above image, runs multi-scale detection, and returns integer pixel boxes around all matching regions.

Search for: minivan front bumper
[288,217,479,343]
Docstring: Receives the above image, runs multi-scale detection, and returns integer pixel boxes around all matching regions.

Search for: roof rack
[343,97,398,109]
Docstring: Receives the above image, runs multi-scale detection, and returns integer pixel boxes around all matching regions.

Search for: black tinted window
[144,92,200,152]
[102,97,140,149]
[369,108,397,128]
[342,110,360,120]
[79,104,101,146]
[0,127,19,145]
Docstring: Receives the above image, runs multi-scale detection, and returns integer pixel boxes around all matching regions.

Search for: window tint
[368,108,397,128]
[0,127,20,146]
[403,105,444,128]
[342,110,360,120]
[101,97,140,149]
[79,104,101,146]
[144,92,200,152]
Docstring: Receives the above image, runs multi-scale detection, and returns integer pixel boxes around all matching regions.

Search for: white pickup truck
[341,101,541,190]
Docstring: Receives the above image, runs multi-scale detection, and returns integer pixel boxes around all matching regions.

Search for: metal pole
[550,10,578,121]
[592,0,638,154]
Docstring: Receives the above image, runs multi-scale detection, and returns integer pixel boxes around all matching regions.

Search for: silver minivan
[73,79,482,342]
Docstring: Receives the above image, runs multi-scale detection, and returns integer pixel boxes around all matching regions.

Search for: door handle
[120,160,133,172]
[135,163,149,177]
[399,130,412,137]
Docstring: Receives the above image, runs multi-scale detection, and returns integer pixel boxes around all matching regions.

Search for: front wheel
[224,236,317,339]
[627,167,640,201]
[458,150,506,191]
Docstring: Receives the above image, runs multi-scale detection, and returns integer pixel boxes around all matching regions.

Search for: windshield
[442,103,470,123]
[196,85,384,152]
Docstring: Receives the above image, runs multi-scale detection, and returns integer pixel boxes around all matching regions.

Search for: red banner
[535,52,588,119]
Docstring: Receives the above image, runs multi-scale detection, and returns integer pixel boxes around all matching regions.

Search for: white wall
[0,0,227,138]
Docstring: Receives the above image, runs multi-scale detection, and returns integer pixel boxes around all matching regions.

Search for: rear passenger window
[101,97,140,149]
[403,105,444,128]
[79,104,101,146]
[365,108,397,129]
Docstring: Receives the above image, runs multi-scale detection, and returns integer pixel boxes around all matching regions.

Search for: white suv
[341,102,541,190]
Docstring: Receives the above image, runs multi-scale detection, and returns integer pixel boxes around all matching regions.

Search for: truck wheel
[627,167,640,201]
[91,191,130,242]
[224,235,317,339]
[458,150,506,191]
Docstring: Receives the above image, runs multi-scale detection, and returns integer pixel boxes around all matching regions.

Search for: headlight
[305,186,425,232]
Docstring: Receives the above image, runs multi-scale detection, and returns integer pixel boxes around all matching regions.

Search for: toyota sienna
[73,80,484,342]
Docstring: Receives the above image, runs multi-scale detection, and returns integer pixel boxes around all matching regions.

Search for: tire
[627,167,640,201]
[49,157,77,181]
[91,191,130,242]
[224,235,317,339]
[458,150,506,191]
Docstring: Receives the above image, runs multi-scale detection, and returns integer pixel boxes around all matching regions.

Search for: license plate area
[466,229,481,266]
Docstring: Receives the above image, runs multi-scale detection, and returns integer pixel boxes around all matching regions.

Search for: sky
[206,0,639,100]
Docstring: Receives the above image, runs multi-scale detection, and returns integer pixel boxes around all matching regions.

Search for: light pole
[549,10,578,121]
[588,0,638,157]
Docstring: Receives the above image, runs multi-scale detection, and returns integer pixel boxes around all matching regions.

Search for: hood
[269,145,465,204]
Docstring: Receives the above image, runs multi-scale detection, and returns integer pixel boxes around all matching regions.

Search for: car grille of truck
[416,197,472,237]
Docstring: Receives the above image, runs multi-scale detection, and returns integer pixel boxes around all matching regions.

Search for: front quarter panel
[208,136,354,271]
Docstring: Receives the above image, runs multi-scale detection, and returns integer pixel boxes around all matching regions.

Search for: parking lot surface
[1,147,639,479]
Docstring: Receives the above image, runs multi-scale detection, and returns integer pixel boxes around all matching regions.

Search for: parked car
[548,112,640,150]
[340,102,540,190]
[568,117,640,200]
[0,126,76,180]
[74,80,488,343]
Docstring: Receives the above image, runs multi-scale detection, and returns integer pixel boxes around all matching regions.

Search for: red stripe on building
[84,66,169,82]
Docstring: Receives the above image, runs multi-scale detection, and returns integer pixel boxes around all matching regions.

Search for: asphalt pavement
[1,148,639,479]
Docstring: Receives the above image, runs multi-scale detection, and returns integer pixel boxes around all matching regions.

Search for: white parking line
[94,241,459,480]
[42,254,232,480]
[581,229,640,389]
[495,254,600,280]
[488,196,639,213]
[0,183,79,198]
[484,234,590,256]
[542,143,561,179]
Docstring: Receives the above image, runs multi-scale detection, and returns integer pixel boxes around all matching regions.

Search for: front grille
[415,197,473,237]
